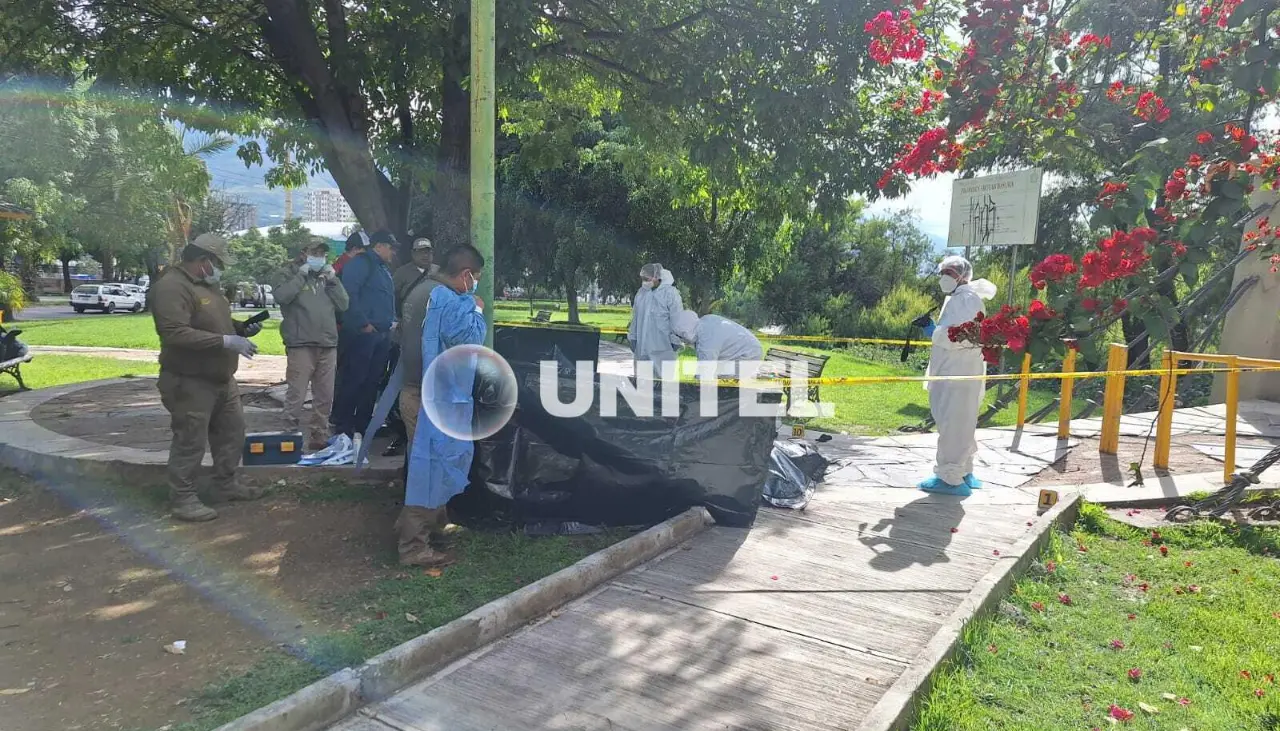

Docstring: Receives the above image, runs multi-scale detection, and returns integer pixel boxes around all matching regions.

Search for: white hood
[964,278,997,301]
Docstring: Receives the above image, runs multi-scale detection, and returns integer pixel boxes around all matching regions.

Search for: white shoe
[300,434,351,465]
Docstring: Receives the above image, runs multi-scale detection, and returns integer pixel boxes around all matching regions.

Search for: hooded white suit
[925,277,998,485]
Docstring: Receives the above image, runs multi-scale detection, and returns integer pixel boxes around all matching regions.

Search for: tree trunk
[1121,314,1150,369]
[60,255,72,293]
[100,251,114,283]
[431,7,472,252]
[564,272,580,323]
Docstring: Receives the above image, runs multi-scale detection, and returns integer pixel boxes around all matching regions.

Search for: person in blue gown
[397,244,487,567]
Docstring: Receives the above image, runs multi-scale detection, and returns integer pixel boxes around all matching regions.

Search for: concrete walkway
[326,425,1073,731]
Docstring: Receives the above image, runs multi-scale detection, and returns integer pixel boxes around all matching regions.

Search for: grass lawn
[0,354,159,396]
[175,527,622,731]
[915,504,1280,730]
[15,313,289,355]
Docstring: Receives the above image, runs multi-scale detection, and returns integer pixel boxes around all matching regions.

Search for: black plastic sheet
[462,360,778,528]
[763,440,831,510]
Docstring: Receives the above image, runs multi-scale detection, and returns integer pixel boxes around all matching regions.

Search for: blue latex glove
[922,320,936,337]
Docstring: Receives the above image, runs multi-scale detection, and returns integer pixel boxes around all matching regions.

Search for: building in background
[223,201,259,232]
[305,188,356,223]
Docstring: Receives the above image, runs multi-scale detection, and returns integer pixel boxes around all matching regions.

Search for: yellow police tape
[497,319,914,346]
[495,319,1280,386]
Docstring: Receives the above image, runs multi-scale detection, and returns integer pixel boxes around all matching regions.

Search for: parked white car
[71,284,145,314]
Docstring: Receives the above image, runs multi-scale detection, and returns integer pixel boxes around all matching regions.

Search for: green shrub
[849,282,937,340]
[0,271,28,320]
[714,288,771,329]
[822,292,861,337]
[794,312,832,337]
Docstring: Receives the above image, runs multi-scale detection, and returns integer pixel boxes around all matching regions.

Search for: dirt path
[0,470,405,731]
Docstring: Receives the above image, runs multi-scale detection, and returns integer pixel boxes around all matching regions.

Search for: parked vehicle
[237,283,275,308]
[71,284,145,314]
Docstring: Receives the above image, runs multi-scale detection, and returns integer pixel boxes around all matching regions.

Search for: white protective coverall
[925,276,997,485]
[672,311,763,376]
[630,266,683,377]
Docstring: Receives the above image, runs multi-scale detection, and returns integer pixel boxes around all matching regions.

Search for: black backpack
[0,324,26,363]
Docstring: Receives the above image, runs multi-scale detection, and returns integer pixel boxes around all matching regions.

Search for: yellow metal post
[1057,347,1077,439]
[1016,352,1032,428]
[1154,350,1177,469]
[1224,355,1239,484]
[1099,343,1128,455]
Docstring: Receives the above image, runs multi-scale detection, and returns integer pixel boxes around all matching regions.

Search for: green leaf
[1221,180,1245,199]
[1090,208,1114,230]
[1054,55,1068,73]
[1141,312,1169,342]
[1071,317,1093,333]
[1245,45,1271,64]
[1186,223,1210,245]
[1204,196,1243,222]
[1179,260,1200,287]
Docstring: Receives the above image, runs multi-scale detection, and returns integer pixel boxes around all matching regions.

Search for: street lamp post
[471,0,496,346]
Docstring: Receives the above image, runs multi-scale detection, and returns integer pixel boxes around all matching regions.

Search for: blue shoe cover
[963,473,983,489]
[917,476,972,496]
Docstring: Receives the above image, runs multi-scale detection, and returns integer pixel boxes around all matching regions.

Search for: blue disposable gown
[405,286,487,509]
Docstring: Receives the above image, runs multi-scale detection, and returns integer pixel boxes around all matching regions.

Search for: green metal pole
[471,0,496,347]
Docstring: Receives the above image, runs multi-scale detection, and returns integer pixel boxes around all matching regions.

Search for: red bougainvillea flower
[1097,180,1128,208]
[865,10,926,65]
[1187,153,1204,167]
[1031,601,1045,612]
[988,643,998,654]
[1128,667,1142,680]
[1152,530,1162,541]
[1058,593,1073,605]
[1046,561,1057,572]
[1242,670,1253,679]
[1256,689,1266,698]
[1165,168,1189,200]
[1138,583,1149,592]
[1178,697,1191,706]
[1200,57,1220,70]
[1197,130,1215,144]
[1127,613,1137,620]
[1109,704,1135,722]
[1134,91,1171,123]
[1027,299,1056,320]
[1110,639,1126,650]
[1078,228,1153,289]
[1029,253,1076,288]
[1160,545,1169,556]
[1184,561,1193,568]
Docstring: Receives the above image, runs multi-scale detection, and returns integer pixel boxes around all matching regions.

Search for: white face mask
[204,262,222,285]
[939,274,958,294]
[641,279,654,289]
[306,256,326,271]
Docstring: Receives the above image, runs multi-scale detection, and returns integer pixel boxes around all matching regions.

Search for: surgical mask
[306,256,326,271]
[641,280,654,289]
[205,262,222,285]
[465,271,479,294]
[939,274,958,294]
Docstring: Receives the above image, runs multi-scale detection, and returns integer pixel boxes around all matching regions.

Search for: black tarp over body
[463,326,777,528]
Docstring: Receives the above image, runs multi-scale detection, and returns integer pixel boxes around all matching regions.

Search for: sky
[864,174,956,250]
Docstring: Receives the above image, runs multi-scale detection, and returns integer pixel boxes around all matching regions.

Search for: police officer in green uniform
[150,234,267,522]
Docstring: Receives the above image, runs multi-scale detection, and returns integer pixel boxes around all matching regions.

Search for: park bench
[0,326,32,391]
[530,309,552,323]
[764,346,830,414]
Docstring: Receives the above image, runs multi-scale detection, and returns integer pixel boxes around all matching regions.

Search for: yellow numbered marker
[1037,489,1059,513]
[791,424,806,439]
